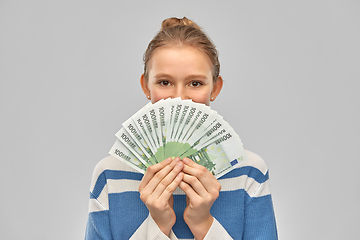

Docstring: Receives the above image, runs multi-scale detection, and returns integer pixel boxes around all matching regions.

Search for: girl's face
[140,45,222,106]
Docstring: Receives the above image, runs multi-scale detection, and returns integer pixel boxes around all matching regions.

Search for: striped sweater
[85,150,277,240]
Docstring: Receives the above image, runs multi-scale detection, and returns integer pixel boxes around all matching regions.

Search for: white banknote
[110,98,249,178]
[109,139,147,173]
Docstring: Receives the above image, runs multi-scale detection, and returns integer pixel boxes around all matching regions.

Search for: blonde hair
[143,17,220,82]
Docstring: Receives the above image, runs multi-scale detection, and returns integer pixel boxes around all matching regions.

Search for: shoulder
[241,150,273,197]
[93,155,137,174]
[218,149,272,197]
[240,149,269,175]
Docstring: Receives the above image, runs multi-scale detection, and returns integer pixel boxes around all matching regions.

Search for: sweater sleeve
[85,159,113,240]
[85,195,112,240]
[85,157,152,240]
[131,215,231,240]
[203,218,233,240]
[242,151,278,240]
[130,214,179,240]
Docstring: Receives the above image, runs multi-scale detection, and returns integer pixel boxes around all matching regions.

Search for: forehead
[148,45,213,77]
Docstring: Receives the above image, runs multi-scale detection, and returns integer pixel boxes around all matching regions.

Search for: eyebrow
[154,73,208,80]
[154,74,173,79]
[185,74,208,80]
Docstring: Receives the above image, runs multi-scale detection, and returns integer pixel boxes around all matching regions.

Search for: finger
[179,178,199,200]
[140,157,182,195]
[182,158,216,189]
[138,157,172,191]
[151,161,184,198]
[157,171,184,202]
[181,172,208,197]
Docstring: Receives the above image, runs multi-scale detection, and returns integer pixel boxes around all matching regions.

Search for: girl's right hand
[138,157,184,236]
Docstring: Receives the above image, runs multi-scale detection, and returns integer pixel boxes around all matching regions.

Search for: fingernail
[182,158,189,164]
[174,157,181,162]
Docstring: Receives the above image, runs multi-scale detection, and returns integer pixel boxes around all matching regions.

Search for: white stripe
[105,176,270,199]
[97,184,109,210]
[218,175,270,197]
[243,149,269,175]
[219,175,253,192]
[88,198,107,213]
[219,175,258,196]
[252,179,271,198]
[107,179,140,194]
[174,186,185,195]
[90,155,139,191]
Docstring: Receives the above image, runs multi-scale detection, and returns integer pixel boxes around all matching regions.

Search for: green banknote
[111,98,249,178]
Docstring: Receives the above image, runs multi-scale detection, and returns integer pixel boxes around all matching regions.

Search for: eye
[189,81,203,87]
[158,80,171,86]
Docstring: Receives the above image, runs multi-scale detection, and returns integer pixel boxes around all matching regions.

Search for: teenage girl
[85,17,277,240]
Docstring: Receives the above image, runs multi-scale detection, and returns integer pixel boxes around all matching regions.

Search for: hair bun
[161,17,200,30]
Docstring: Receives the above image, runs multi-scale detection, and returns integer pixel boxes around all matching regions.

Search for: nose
[172,86,188,100]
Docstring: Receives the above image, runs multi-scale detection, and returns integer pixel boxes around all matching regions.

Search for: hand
[179,157,221,240]
[138,157,184,236]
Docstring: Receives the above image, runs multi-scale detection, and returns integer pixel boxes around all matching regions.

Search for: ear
[210,76,223,101]
[140,74,151,99]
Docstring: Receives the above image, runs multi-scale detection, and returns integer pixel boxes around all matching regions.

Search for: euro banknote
[109,98,249,178]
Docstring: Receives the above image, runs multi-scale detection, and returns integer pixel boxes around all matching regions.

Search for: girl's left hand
[179,157,221,240]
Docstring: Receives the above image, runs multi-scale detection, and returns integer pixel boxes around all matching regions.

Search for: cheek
[150,90,169,104]
[189,92,211,105]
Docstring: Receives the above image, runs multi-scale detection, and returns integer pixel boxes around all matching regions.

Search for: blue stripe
[91,170,143,199]
[91,172,107,199]
[105,170,143,180]
[244,193,278,239]
[108,192,148,239]
[219,166,269,184]
[86,210,112,240]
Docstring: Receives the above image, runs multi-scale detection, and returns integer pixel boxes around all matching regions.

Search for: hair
[143,17,220,82]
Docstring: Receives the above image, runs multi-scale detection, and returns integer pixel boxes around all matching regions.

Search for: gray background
[1,0,359,239]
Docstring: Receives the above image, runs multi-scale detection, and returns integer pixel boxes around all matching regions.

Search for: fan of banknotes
[109,98,249,179]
